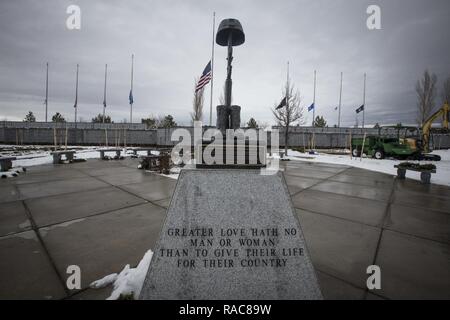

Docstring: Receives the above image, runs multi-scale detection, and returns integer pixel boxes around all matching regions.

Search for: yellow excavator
[421,102,449,153]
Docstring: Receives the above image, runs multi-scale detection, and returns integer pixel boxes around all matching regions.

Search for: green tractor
[351,136,418,160]
[352,124,441,161]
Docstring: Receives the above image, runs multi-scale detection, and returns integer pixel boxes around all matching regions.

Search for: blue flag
[129,90,134,105]
[308,103,315,112]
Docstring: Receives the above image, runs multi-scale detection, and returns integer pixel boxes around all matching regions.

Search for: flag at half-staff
[276,97,287,110]
[195,61,212,93]
[355,104,364,113]
[308,103,315,112]
[129,90,134,105]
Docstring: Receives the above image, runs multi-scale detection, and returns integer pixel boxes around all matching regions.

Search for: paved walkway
[0,158,449,299]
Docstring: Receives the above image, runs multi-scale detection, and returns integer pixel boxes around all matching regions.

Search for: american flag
[195,61,212,93]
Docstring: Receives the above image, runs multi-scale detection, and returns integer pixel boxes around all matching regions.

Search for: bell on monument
[216,18,245,46]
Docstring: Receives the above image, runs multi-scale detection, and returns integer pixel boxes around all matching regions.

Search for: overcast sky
[0,0,449,126]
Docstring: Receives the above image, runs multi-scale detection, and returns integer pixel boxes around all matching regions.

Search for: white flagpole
[285,61,289,155]
[362,73,366,128]
[338,72,343,128]
[45,62,49,122]
[286,61,289,101]
[130,54,134,123]
[103,64,107,123]
[312,69,316,127]
[74,64,79,125]
[209,12,216,127]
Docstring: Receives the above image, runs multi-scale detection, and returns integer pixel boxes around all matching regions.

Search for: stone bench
[0,156,16,171]
[131,148,157,156]
[98,148,122,159]
[394,164,436,184]
[157,148,172,154]
[50,151,75,164]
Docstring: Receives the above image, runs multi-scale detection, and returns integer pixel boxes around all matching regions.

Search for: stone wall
[1,121,449,149]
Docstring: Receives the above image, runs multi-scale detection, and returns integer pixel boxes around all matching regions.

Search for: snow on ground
[0,145,160,168]
[286,149,450,187]
[0,145,101,167]
[0,167,26,179]
[90,250,153,300]
[155,165,181,180]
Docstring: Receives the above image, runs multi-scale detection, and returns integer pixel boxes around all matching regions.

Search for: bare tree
[416,70,437,126]
[191,78,204,123]
[442,77,450,105]
[272,78,305,155]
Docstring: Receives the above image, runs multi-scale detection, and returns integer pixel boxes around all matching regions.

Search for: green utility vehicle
[351,136,417,160]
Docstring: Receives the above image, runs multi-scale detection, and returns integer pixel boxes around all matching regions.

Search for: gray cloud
[0,0,449,126]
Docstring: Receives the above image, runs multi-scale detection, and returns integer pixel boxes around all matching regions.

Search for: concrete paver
[292,189,386,227]
[78,166,138,177]
[296,208,381,288]
[385,203,450,244]
[393,189,450,214]
[0,201,30,236]
[282,168,338,180]
[16,176,109,200]
[0,184,21,203]
[95,170,165,186]
[26,186,147,227]
[39,203,166,290]
[11,168,89,185]
[329,172,394,188]
[316,271,366,300]
[120,179,177,202]
[375,230,450,299]
[284,175,322,191]
[311,180,392,202]
[0,230,66,299]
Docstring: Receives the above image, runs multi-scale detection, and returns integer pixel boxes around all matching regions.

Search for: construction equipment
[351,136,416,159]
[421,102,449,153]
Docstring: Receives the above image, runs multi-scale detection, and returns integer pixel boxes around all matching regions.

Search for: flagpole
[312,70,316,127]
[286,61,290,110]
[286,61,289,101]
[74,64,79,126]
[45,62,49,122]
[209,12,216,127]
[285,61,289,155]
[362,73,366,128]
[338,72,343,128]
[130,54,134,124]
[103,64,107,123]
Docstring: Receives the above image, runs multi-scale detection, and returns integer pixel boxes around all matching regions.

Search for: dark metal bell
[216,19,245,46]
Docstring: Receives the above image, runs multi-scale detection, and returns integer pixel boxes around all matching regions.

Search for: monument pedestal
[140,169,322,300]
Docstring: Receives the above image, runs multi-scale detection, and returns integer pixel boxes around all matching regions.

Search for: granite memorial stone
[140,169,322,299]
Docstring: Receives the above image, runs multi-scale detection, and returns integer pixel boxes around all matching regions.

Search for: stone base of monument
[139,169,322,300]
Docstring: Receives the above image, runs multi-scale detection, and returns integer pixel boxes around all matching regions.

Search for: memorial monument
[198,18,265,168]
[215,18,244,132]
[140,19,322,300]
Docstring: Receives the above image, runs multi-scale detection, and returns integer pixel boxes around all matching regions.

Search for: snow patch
[286,149,450,187]
[90,249,153,300]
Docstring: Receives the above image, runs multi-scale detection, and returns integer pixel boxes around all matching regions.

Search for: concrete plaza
[0,158,449,299]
